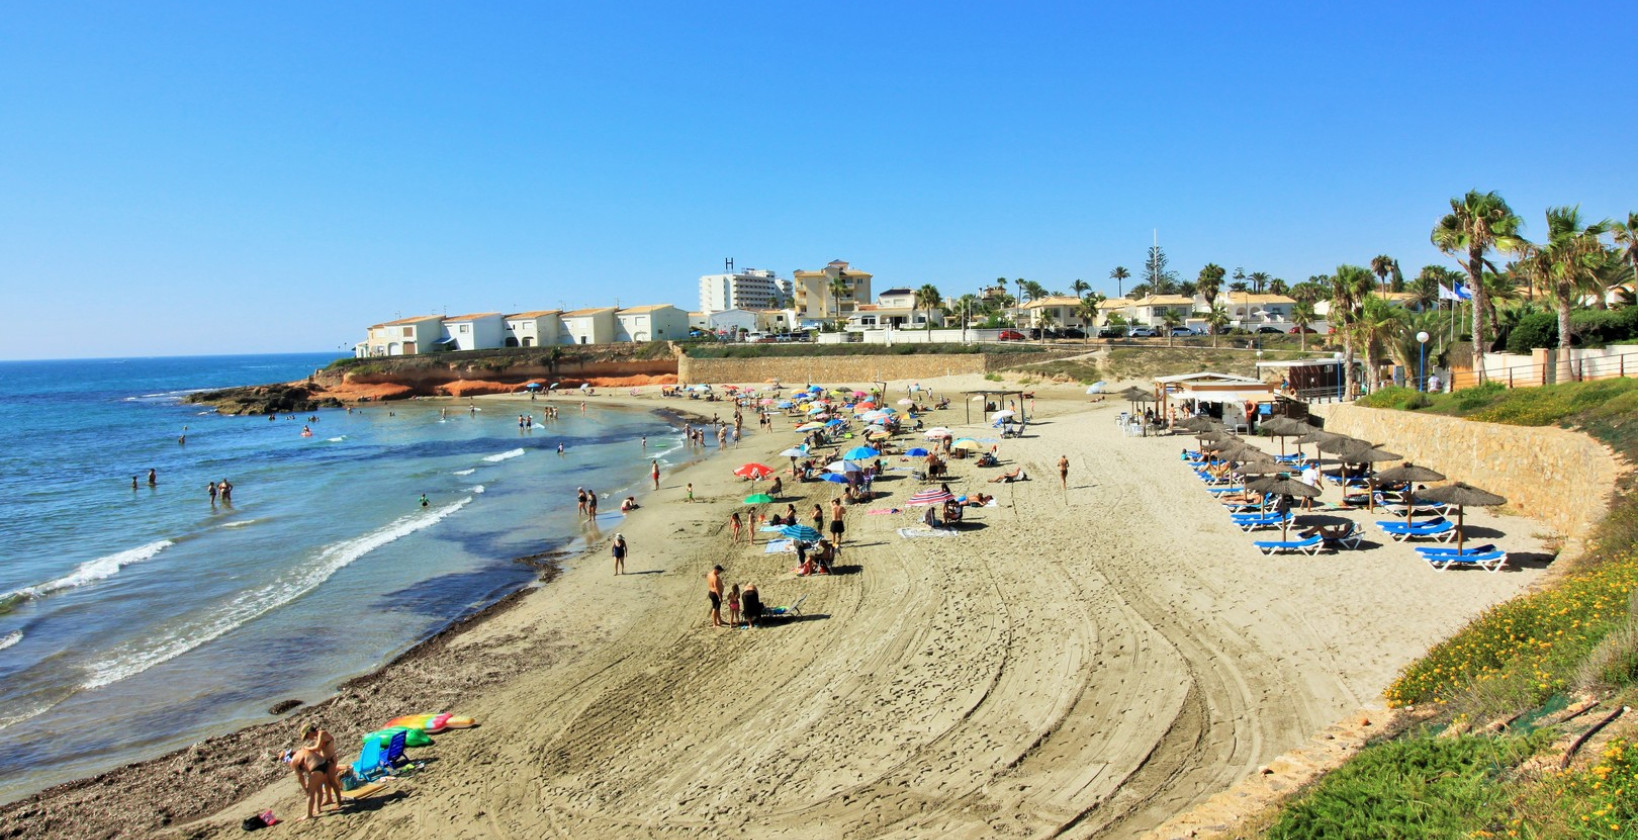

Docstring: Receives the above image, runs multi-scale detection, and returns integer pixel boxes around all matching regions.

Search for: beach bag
[340,768,361,791]
[241,810,277,831]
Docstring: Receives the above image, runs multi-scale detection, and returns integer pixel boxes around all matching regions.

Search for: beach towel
[867,508,901,515]
[897,528,959,538]
[764,539,795,554]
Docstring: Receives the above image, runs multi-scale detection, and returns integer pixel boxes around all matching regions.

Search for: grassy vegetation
[1262,378,1638,838]
[1266,733,1547,840]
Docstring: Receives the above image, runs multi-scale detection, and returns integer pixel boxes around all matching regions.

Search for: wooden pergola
[961,389,1031,426]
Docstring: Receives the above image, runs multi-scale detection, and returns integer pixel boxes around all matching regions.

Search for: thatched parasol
[1247,474,1322,539]
[1324,442,1401,511]
[1418,482,1506,552]
[1374,463,1447,522]
[1258,416,1310,456]
[1179,416,1224,433]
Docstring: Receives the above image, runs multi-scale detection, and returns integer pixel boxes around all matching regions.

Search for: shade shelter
[963,390,1031,426]
[1246,474,1322,539]
[1418,482,1506,552]
[1374,463,1448,522]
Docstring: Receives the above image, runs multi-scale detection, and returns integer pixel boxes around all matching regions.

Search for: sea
[0,353,710,803]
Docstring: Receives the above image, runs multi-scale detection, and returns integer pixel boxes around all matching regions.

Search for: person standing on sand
[685,482,695,502]
[611,533,627,575]
[299,722,343,811]
[577,487,588,517]
[707,565,725,627]
[727,584,742,627]
[1058,455,1069,490]
[729,511,744,542]
[829,498,846,550]
[651,459,661,490]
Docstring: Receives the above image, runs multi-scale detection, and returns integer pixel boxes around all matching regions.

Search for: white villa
[846,287,946,330]
[355,302,688,357]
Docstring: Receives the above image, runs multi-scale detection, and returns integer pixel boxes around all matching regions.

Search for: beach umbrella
[1246,475,1323,540]
[549,382,560,390]
[824,418,845,427]
[822,473,850,484]
[843,446,878,460]
[1418,482,1506,552]
[807,405,827,414]
[734,463,774,480]
[777,400,795,408]
[867,429,891,440]
[1086,381,1108,394]
[760,398,776,405]
[924,427,952,439]
[778,447,807,458]
[1375,463,1448,522]
[580,382,591,391]
[852,390,869,398]
[1197,430,1235,444]
[1258,416,1309,456]
[743,493,775,505]
[907,488,956,506]
[1327,443,1401,511]
[950,438,981,452]
[780,524,822,542]
[795,422,824,432]
[524,382,541,390]
[827,460,861,473]
[991,409,1016,421]
[906,447,930,457]
[1237,460,1288,476]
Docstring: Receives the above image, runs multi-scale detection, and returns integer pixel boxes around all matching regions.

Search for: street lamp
[1416,331,1430,391]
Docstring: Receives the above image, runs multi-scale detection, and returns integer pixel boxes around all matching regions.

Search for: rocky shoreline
[183,382,344,416]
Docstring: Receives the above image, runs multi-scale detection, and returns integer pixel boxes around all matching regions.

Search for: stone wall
[1310,404,1622,546]
[678,353,998,386]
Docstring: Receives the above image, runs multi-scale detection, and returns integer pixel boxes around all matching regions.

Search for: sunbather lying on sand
[989,467,1027,483]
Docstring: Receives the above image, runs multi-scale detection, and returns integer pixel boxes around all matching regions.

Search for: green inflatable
[364,726,432,749]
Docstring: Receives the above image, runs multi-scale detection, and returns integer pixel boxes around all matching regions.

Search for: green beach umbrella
[743,493,774,505]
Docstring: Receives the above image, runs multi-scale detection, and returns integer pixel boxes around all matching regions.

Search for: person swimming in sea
[419,493,429,508]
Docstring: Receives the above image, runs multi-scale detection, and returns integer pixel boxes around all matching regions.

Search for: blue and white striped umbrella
[780,524,822,542]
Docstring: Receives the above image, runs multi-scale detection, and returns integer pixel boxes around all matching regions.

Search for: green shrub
[1266,734,1544,840]
[1505,312,1558,354]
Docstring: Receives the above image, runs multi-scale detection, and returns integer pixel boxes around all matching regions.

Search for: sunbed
[1377,516,1456,542]
[1420,549,1508,573]
[1232,511,1292,532]
[1414,543,1497,557]
[1252,534,1324,555]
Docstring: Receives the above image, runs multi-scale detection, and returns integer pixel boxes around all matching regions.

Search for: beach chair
[1378,517,1456,542]
[764,594,808,620]
[1232,511,1292,532]
[1222,495,1272,514]
[1415,543,1498,557]
[352,730,403,783]
[1321,523,1364,550]
[1421,549,1508,573]
[1252,534,1323,556]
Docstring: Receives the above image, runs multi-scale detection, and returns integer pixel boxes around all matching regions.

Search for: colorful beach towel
[764,539,795,554]
[867,508,901,515]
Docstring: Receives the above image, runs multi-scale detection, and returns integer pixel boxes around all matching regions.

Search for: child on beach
[685,482,695,502]
[727,584,742,627]
[730,512,744,543]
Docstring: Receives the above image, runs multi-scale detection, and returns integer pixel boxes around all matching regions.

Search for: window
[459,324,469,333]
[402,327,413,337]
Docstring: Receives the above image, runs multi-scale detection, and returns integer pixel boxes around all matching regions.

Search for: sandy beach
[2,377,1552,839]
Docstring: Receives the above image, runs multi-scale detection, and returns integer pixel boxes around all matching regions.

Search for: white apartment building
[698,268,790,313]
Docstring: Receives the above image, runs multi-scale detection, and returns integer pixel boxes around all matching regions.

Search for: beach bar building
[1153,372,1277,432]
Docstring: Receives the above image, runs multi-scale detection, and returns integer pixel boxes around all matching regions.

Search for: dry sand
[3,376,1552,839]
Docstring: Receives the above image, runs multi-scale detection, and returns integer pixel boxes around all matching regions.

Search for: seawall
[1310,404,1623,552]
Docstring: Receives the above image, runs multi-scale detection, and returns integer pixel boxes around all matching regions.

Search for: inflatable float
[365,726,433,748]
[383,712,478,732]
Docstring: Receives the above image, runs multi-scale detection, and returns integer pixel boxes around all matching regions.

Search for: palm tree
[914,284,942,341]
[1289,281,1326,305]
[828,274,851,328]
[1370,255,1399,294]
[1228,281,1248,293]
[1160,307,1186,346]
[1248,271,1271,295]
[1612,213,1638,292]
[1268,278,1289,296]
[1023,280,1048,302]
[1233,267,1246,289]
[1291,300,1316,352]
[1126,282,1152,300]
[1537,205,1612,382]
[1077,294,1104,343]
[1205,304,1230,348]
[1431,190,1525,384]
[1109,266,1129,298]
[1329,264,1375,398]
[1196,263,1225,310]
[1071,279,1089,299]
[1384,309,1451,387]
[1356,296,1405,392]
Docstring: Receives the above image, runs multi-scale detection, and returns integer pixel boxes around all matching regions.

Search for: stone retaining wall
[678,353,997,385]
[1310,404,1622,545]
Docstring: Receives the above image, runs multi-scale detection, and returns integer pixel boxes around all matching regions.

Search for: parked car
[687,328,707,338]
[1058,328,1086,339]
[1097,327,1127,338]
[1256,326,1284,334]
[1288,325,1317,334]
[997,329,1027,341]
[1168,326,1196,337]
[1127,327,1158,338]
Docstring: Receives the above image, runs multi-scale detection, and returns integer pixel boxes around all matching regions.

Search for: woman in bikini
[300,722,344,812]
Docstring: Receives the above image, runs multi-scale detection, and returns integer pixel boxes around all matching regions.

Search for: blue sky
[2,1,1634,359]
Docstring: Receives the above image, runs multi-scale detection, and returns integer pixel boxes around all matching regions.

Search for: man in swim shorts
[707,565,725,627]
[829,498,846,550]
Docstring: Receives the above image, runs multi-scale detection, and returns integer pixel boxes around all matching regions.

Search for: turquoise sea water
[0,353,707,801]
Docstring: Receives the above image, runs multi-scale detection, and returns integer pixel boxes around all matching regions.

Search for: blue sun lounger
[1377,516,1456,542]
[1414,543,1497,557]
[1252,534,1324,555]
[1420,548,1508,572]
[1232,511,1292,532]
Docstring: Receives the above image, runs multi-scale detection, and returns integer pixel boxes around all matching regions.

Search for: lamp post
[1416,331,1430,391]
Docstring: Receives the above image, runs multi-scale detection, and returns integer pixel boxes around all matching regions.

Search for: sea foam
[5,540,174,604]
[81,497,471,690]
[482,448,525,463]
[0,631,20,652]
